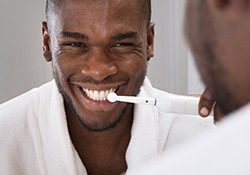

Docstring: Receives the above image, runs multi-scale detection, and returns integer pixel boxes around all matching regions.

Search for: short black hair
[45,0,151,28]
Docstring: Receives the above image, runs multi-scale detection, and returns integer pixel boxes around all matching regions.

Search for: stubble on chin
[58,84,131,132]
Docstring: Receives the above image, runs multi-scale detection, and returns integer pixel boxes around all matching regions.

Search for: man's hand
[199,88,223,123]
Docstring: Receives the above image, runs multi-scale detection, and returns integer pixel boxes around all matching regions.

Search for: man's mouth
[81,87,118,101]
[73,82,126,111]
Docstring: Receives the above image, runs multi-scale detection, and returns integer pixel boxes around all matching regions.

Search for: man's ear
[42,21,52,62]
[147,22,155,61]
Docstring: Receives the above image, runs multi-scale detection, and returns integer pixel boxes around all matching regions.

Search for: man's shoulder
[0,80,56,153]
[0,80,55,120]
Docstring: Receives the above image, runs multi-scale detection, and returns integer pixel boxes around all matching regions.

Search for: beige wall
[0,0,52,103]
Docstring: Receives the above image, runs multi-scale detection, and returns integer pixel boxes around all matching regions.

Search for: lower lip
[73,86,117,111]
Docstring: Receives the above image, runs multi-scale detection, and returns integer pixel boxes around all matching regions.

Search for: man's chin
[75,106,128,132]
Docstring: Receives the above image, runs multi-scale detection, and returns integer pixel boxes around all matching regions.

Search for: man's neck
[65,104,134,175]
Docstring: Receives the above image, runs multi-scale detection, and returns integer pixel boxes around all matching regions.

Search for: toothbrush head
[107,92,117,103]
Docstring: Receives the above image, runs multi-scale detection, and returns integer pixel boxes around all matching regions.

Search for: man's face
[43,0,154,131]
[185,0,250,115]
[184,1,234,115]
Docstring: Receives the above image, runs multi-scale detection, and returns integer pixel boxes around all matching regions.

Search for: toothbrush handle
[169,95,199,115]
[157,94,200,115]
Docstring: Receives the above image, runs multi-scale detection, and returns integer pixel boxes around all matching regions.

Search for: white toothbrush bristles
[107,92,117,103]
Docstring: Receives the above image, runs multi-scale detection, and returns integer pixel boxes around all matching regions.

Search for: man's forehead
[47,0,149,32]
[55,0,145,23]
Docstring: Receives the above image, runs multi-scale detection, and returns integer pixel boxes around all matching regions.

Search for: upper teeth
[83,88,116,101]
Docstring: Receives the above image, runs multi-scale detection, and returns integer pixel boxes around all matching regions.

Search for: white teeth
[82,88,117,101]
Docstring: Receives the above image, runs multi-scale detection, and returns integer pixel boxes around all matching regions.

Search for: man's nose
[81,48,118,81]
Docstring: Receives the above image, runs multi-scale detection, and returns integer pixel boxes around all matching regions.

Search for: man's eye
[109,42,138,53]
[113,43,134,47]
[64,42,86,47]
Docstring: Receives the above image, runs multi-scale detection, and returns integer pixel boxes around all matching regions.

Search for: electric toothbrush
[107,92,202,115]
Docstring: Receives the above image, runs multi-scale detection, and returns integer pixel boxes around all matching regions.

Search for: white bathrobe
[125,103,250,175]
[0,78,213,175]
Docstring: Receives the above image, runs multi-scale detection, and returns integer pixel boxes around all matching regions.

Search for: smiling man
[0,0,213,175]
[43,0,151,133]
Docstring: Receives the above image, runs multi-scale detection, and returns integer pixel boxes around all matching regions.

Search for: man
[127,0,250,174]
[0,0,213,174]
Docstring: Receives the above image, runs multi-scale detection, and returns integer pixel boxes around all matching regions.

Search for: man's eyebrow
[60,31,87,39]
[111,32,139,41]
